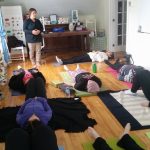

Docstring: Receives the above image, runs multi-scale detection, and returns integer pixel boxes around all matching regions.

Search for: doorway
[109,0,127,52]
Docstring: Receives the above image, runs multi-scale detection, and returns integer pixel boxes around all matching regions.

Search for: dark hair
[8,72,26,93]
[28,8,37,16]
[109,52,114,60]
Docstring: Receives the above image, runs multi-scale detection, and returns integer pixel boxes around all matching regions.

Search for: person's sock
[124,89,137,96]
[87,127,100,140]
[56,56,63,65]
[64,65,69,71]
[75,64,80,70]
[119,123,131,140]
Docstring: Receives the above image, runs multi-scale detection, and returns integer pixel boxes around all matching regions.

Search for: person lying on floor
[5,77,59,150]
[105,59,144,83]
[87,123,144,150]
[56,50,114,65]
[63,64,102,93]
[8,67,46,93]
[124,69,150,106]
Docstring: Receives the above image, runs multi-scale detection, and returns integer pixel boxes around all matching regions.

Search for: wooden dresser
[42,24,90,52]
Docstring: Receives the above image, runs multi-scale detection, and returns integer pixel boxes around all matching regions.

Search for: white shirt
[87,51,108,62]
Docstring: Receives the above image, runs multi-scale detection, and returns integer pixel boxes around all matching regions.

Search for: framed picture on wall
[50,14,57,24]
[71,10,79,23]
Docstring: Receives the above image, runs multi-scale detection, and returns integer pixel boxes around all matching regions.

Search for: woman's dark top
[74,72,102,91]
[131,69,150,100]
[23,18,43,43]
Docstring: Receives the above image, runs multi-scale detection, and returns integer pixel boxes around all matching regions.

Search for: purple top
[16,97,52,127]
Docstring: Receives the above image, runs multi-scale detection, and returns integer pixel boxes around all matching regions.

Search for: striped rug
[110,90,150,126]
[98,91,150,130]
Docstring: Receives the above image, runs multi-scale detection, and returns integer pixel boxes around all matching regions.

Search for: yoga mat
[98,92,150,130]
[145,132,150,139]
[110,90,150,126]
[60,72,109,97]
[82,136,146,150]
[11,89,24,96]
[60,71,74,83]
[106,67,132,88]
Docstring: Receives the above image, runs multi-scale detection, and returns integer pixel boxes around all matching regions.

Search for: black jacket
[23,19,43,43]
[131,69,150,100]
[9,69,46,93]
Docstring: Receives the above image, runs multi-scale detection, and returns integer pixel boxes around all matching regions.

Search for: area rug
[98,91,150,130]
[110,90,150,126]
[82,136,146,150]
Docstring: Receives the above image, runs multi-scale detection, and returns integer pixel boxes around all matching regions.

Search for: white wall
[96,0,109,34]
[126,0,150,68]
[0,0,99,22]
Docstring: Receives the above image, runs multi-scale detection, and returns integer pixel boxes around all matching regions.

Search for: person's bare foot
[75,64,80,71]
[141,101,150,107]
[87,127,100,139]
[119,123,131,140]
[56,56,63,65]
[64,65,69,71]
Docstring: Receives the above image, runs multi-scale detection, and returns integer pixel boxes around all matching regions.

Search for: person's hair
[28,8,37,16]
[108,52,114,59]
[8,72,26,93]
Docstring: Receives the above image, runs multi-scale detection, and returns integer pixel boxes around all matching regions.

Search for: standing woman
[23,8,43,68]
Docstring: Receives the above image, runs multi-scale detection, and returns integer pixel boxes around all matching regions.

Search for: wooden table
[42,30,90,51]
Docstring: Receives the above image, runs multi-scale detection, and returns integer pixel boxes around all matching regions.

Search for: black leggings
[93,134,144,150]
[104,59,123,71]
[131,69,150,101]
[62,53,91,64]
[5,125,58,150]
[25,77,47,100]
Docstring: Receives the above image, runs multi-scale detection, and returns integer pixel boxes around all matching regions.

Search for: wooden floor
[0,50,150,150]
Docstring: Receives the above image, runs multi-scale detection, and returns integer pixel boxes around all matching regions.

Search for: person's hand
[36,30,41,35]
[32,30,38,35]
[28,114,40,122]
[32,29,40,35]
